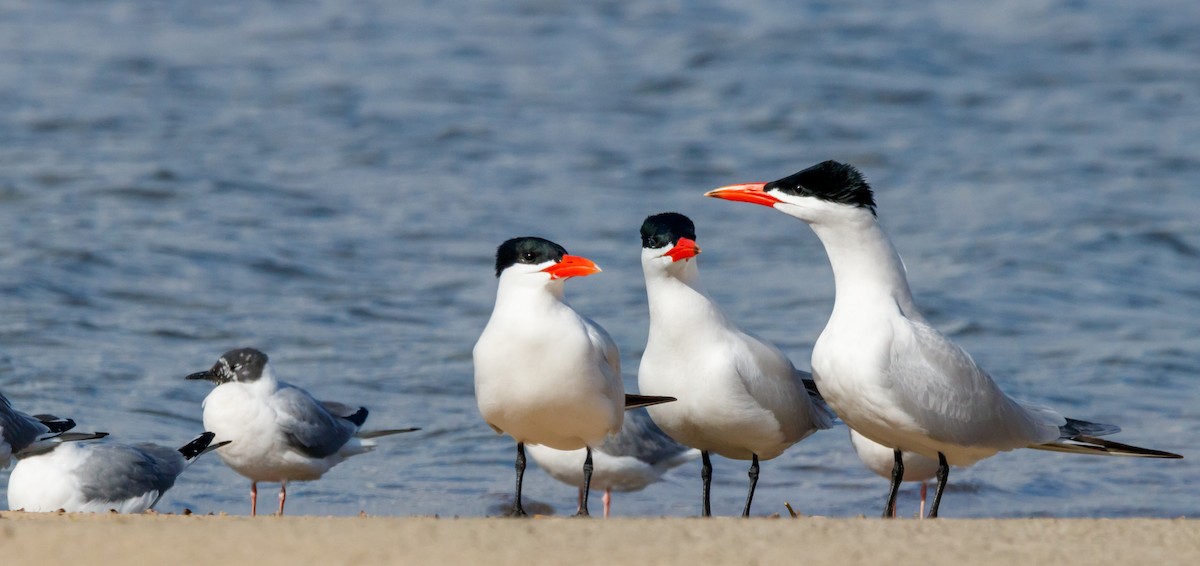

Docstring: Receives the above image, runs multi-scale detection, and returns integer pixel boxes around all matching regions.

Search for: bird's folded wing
[274,385,356,459]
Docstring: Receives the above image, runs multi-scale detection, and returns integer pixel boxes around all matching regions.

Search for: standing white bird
[636,213,833,517]
[849,429,939,518]
[7,432,227,513]
[475,236,674,517]
[706,160,1182,518]
[186,348,419,516]
[1,391,107,469]
[526,408,700,518]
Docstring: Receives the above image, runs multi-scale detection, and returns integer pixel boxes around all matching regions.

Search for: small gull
[186,348,419,516]
[7,432,226,513]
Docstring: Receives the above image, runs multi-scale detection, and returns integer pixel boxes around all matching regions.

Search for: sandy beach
[2,512,1197,565]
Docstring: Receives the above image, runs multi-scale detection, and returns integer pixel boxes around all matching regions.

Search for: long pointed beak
[663,237,700,262]
[541,254,602,280]
[705,183,780,207]
[185,370,218,382]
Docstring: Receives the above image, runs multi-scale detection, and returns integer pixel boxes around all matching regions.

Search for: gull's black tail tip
[178,432,222,460]
[33,414,77,434]
[624,394,676,410]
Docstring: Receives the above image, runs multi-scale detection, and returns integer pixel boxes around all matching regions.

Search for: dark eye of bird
[521,252,536,262]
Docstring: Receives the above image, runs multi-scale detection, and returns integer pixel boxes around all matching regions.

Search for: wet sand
[1,512,1197,565]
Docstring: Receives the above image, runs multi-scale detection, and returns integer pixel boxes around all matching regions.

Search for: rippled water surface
[1,0,1198,518]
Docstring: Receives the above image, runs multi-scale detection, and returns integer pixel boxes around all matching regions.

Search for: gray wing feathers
[275,385,356,459]
[598,409,690,465]
[78,444,185,504]
[1,395,51,453]
[735,330,833,439]
[888,318,1061,448]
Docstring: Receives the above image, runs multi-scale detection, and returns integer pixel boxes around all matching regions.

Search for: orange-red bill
[704,183,780,207]
[541,254,602,279]
[663,237,700,262]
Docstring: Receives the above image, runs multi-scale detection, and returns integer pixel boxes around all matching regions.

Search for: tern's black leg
[741,453,760,518]
[508,442,528,517]
[701,450,713,517]
[883,448,904,519]
[576,447,593,517]
[927,452,949,519]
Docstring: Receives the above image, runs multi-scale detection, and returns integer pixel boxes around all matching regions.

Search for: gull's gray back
[77,444,186,503]
[274,384,357,459]
[599,409,690,465]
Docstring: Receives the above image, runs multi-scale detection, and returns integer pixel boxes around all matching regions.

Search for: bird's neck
[808,215,920,319]
[644,264,728,333]
[493,281,568,319]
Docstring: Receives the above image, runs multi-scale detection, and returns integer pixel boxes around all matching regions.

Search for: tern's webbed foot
[505,505,528,518]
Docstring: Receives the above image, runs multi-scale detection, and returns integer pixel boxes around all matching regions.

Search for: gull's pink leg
[576,487,584,515]
[277,482,287,516]
[251,482,258,517]
[918,481,928,520]
[603,488,612,519]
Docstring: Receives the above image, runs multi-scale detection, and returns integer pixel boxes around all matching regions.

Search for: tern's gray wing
[273,384,357,459]
[78,444,186,504]
[598,409,690,465]
[1,393,53,454]
[887,317,1062,448]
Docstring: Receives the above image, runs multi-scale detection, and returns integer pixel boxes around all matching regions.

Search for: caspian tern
[186,348,420,516]
[849,429,938,518]
[1,391,107,469]
[636,213,833,517]
[7,432,227,513]
[706,160,1183,518]
[526,408,699,518]
[475,236,674,517]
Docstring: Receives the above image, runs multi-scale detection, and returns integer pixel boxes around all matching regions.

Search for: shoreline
[2,513,1197,565]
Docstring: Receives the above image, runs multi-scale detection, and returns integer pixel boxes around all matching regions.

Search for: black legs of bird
[884,449,904,518]
[576,447,593,517]
[511,442,596,517]
[700,451,763,518]
[885,449,949,519]
[509,442,528,517]
[742,454,760,518]
[928,453,949,518]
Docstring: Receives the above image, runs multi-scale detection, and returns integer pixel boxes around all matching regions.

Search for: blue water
[1,0,1197,518]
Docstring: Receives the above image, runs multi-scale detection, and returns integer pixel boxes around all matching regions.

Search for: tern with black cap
[475,236,675,518]
[636,213,833,517]
[707,160,1182,518]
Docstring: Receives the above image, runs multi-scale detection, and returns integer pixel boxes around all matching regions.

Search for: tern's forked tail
[624,394,676,410]
[1031,435,1183,459]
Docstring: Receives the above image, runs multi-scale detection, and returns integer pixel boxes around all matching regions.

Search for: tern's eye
[521,251,536,262]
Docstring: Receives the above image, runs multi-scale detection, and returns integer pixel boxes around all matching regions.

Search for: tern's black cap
[765,160,875,215]
[495,237,568,277]
[640,212,697,250]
